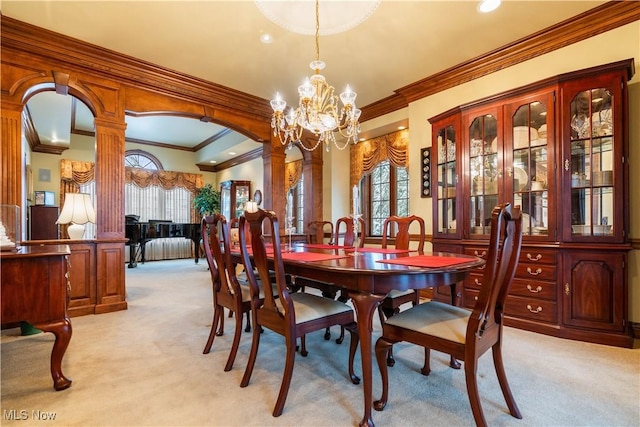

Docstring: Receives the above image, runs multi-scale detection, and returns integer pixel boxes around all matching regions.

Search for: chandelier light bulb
[270,92,286,113]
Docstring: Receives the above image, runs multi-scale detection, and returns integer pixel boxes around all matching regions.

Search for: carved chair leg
[450,355,461,369]
[273,336,297,417]
[374,337,393,411]
[244,311,251,332]
[336,326,346,344]
[224,308,244,372]
[465,357,487,427]
[492,343,522,419]
[202,304,221,354]
[240,314,261,388]
[300,335,308,357]
[420,347,431,375]
[216,307,225,336]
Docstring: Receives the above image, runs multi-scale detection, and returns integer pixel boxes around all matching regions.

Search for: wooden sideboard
[22,240,127,317]
[1,245,73,390]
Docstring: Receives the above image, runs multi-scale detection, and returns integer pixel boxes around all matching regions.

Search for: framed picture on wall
[34,191,54,206]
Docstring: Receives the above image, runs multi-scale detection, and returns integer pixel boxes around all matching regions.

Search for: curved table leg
[350,293,385,427]
[36,317,73,391]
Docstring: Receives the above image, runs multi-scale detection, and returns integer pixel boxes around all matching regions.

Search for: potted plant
[193,183,220,216]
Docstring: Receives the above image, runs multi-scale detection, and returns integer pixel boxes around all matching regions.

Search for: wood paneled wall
[0,15,325,314]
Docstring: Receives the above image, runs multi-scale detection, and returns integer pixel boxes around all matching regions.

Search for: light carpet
[1,258,639,426]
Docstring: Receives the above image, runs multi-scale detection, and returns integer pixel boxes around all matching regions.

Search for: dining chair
[201,214,253,372]
[307,220,334,245]
[238,208,361,417]
[373,203,523,427]
[378,215,425,320]
[377,214,426,366]
[334,215,366,247]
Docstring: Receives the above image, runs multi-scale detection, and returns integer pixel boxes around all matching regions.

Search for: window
[364,160,409,236]
[124,150,192,222]
[293,174,304,233]
[125,150,162,170]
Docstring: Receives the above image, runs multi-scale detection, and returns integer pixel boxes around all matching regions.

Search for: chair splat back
[334,216,366,247]
[307,221,334,245]
[381,215,426,251]
[470,204,522,339]
[202,214,237,301]
[239,210,290,318]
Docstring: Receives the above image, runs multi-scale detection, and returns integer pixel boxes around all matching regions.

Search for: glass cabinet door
[435,123,458,236]
[234,184,250,218]
[468,109,499,236]
[568,87,614,238]
[507,92,554,237]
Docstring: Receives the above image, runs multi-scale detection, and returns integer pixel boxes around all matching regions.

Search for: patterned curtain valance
[350,129,409,187]
[60,159,95,184]
[125,167,203,192]
[285,160,303,194]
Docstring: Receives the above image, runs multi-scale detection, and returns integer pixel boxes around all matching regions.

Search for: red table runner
[303,244,346,249]
[346,247,411,254]
[377,255,475,268]
[281,252,349,262]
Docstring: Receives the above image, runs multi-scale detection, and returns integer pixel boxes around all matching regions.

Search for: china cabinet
[220,180,251,220]
[429,59,634,347]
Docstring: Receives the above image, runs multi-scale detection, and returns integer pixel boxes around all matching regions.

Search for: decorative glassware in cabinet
[436,126,457,234]
[511,100,549,236]
[468,114,498,235]
[235,185,250,218]
[569,88,614,237]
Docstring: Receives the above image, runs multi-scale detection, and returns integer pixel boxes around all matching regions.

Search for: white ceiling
[3,0,607,166]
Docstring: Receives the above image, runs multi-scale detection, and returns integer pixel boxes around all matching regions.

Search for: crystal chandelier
[269,0,361,152]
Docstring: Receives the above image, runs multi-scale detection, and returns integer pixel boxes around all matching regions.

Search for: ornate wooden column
[304,146,323,223]
[93,116,128,314]
[1,99,23,211]
[263,136,287,231]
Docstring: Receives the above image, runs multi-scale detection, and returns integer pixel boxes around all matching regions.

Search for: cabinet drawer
[510,278,556,301]
[464,273,484,290]
[515,263,556,281]
[518,248,556,265]
[505,295,557,323]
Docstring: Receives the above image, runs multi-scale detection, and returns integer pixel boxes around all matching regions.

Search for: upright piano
[125,216,201,267]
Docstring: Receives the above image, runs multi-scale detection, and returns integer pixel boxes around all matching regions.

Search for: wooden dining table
[234,242,484,427]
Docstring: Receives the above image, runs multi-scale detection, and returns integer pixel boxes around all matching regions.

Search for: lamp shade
[56,193,96,225]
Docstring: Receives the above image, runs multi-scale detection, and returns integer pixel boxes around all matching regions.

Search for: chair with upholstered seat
[373,203,523,427]
[378,215,426,323]
[238,208,360,417]
[201,214,253,371]
[377,214,426,366]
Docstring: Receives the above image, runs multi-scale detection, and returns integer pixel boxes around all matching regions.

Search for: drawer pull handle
[526,253,542,261]
[474,278,481,286]
[474,250,487,258]
[475,296,478,301]
[527,267,543,276]
[527,285,542,293]
[526,304,543,314]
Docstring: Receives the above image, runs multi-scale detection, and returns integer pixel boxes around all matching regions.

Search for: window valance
[125,167,203,192]
[60,159,95,184]
[350,129,409,187]
[285,160,303,194]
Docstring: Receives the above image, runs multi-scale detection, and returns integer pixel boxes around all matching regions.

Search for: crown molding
[360,1,640,122]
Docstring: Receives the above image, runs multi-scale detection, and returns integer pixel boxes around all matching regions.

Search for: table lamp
[56,193,96,239]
